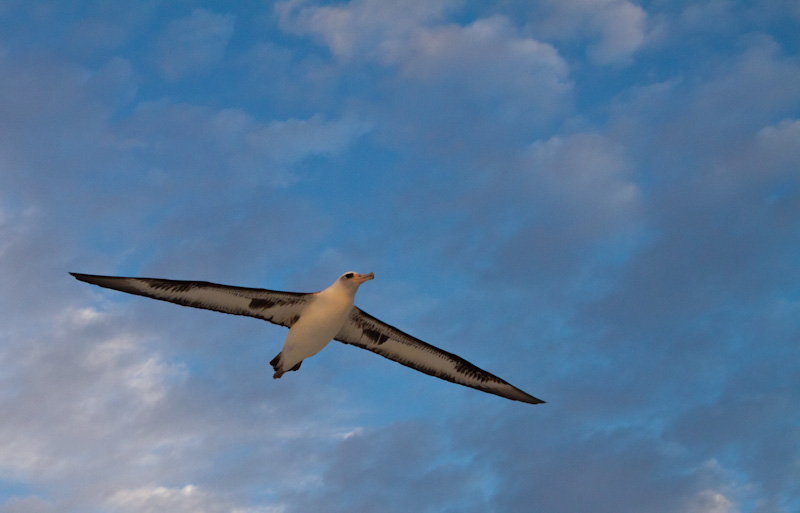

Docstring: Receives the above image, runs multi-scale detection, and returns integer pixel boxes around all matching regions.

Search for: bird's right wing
[335,307,544,404]
[70,273,311,328]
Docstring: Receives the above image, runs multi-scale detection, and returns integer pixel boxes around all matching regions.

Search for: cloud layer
[1,1,798,512]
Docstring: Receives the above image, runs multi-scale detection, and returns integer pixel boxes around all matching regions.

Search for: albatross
[70,271,544,404]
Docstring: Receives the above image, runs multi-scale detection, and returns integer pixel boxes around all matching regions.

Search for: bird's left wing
[335,308,544,404]
[70,273,311,328]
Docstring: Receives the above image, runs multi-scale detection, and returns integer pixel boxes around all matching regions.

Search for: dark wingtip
[518,393,546,405]
[504,385,546,405]
[70,272,104,285]
[69,273,142,295]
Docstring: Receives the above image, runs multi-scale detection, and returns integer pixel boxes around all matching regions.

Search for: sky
[0,0,798,512]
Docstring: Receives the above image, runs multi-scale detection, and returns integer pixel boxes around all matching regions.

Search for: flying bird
[70,271,544,404]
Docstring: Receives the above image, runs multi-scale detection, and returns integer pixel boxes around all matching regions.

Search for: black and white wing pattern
[335,308,544,404]
[70,273,311,328]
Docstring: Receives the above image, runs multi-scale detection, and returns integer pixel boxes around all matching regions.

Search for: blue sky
[1,0,799,512]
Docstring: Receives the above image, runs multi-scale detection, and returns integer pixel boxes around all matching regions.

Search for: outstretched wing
[70,273,311,328]
[335,308,544,404]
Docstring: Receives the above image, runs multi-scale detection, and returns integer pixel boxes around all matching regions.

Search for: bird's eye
[344,272,354,279]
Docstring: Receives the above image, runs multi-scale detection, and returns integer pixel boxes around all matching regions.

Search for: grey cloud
[0,48,362,304]
[0,39,366,511]
[0,296,360,512]
[526,0,651,65]
[548,43,800,513]
[0,53,133,203]
[2,2,799,513]
[588,41,800,329]
[495,132,643,294]
[121,101,370,184]
[0,497,56,513]
[280,422,491,513]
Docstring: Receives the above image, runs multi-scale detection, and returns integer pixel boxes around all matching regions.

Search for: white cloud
[684,490,738,513]
[156,9,235,80]
[247,114,372,165]
[277,2,573,166]
[524,132,642,240]
[107,484,225,513]
[0,309,180,477]
[531,0,649,65]
[397,15,567,89]
[755,118,800,172]
[277,0,458,62]
[278,0,570,125]
[586,0,648,64]
[85,335,186,406]
[2,3,799,513]
[0,295,356,510]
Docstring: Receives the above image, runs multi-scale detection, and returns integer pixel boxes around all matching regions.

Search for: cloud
[380,14,571,154]
[597,39,800,318]
[538,38,800,513]
[122,101,370,184]
[0,496,55,513]
[684,490,737,513]
[0,308,180,477]
[755,118,800,174]
[0,46,369,295]
[279,0,568,91]
[529,0,650,65]
[0,35,370,512]
[0,296,360,512]
[393,130,643,305]
[2,2,799,513]
[279,0,572,147]
[519,132,642,248]
[279,422,491,513]
[685,37,800,138]
[276,0,459,62]
[0,52,136,199]
[584,0,648,64]
[107,485,224,513]
[156,9,235,80]
[393,15,568,98]
[248,114,372,165]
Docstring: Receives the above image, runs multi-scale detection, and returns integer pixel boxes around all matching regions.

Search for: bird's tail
[270,352,301,379]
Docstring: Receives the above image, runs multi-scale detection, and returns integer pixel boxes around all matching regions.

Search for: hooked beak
[353,272,374,284]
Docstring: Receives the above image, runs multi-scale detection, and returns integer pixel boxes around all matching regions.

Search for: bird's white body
[277,279,357,373]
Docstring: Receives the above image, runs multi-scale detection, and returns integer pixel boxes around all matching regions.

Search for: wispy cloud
[1,1,798,512]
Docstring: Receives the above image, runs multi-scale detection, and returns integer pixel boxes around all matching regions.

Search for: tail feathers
[270,352,302,379]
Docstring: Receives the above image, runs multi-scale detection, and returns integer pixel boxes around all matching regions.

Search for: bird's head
[337,271,374,291]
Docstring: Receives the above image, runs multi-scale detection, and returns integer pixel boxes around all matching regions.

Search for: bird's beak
[354,272,374,284]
